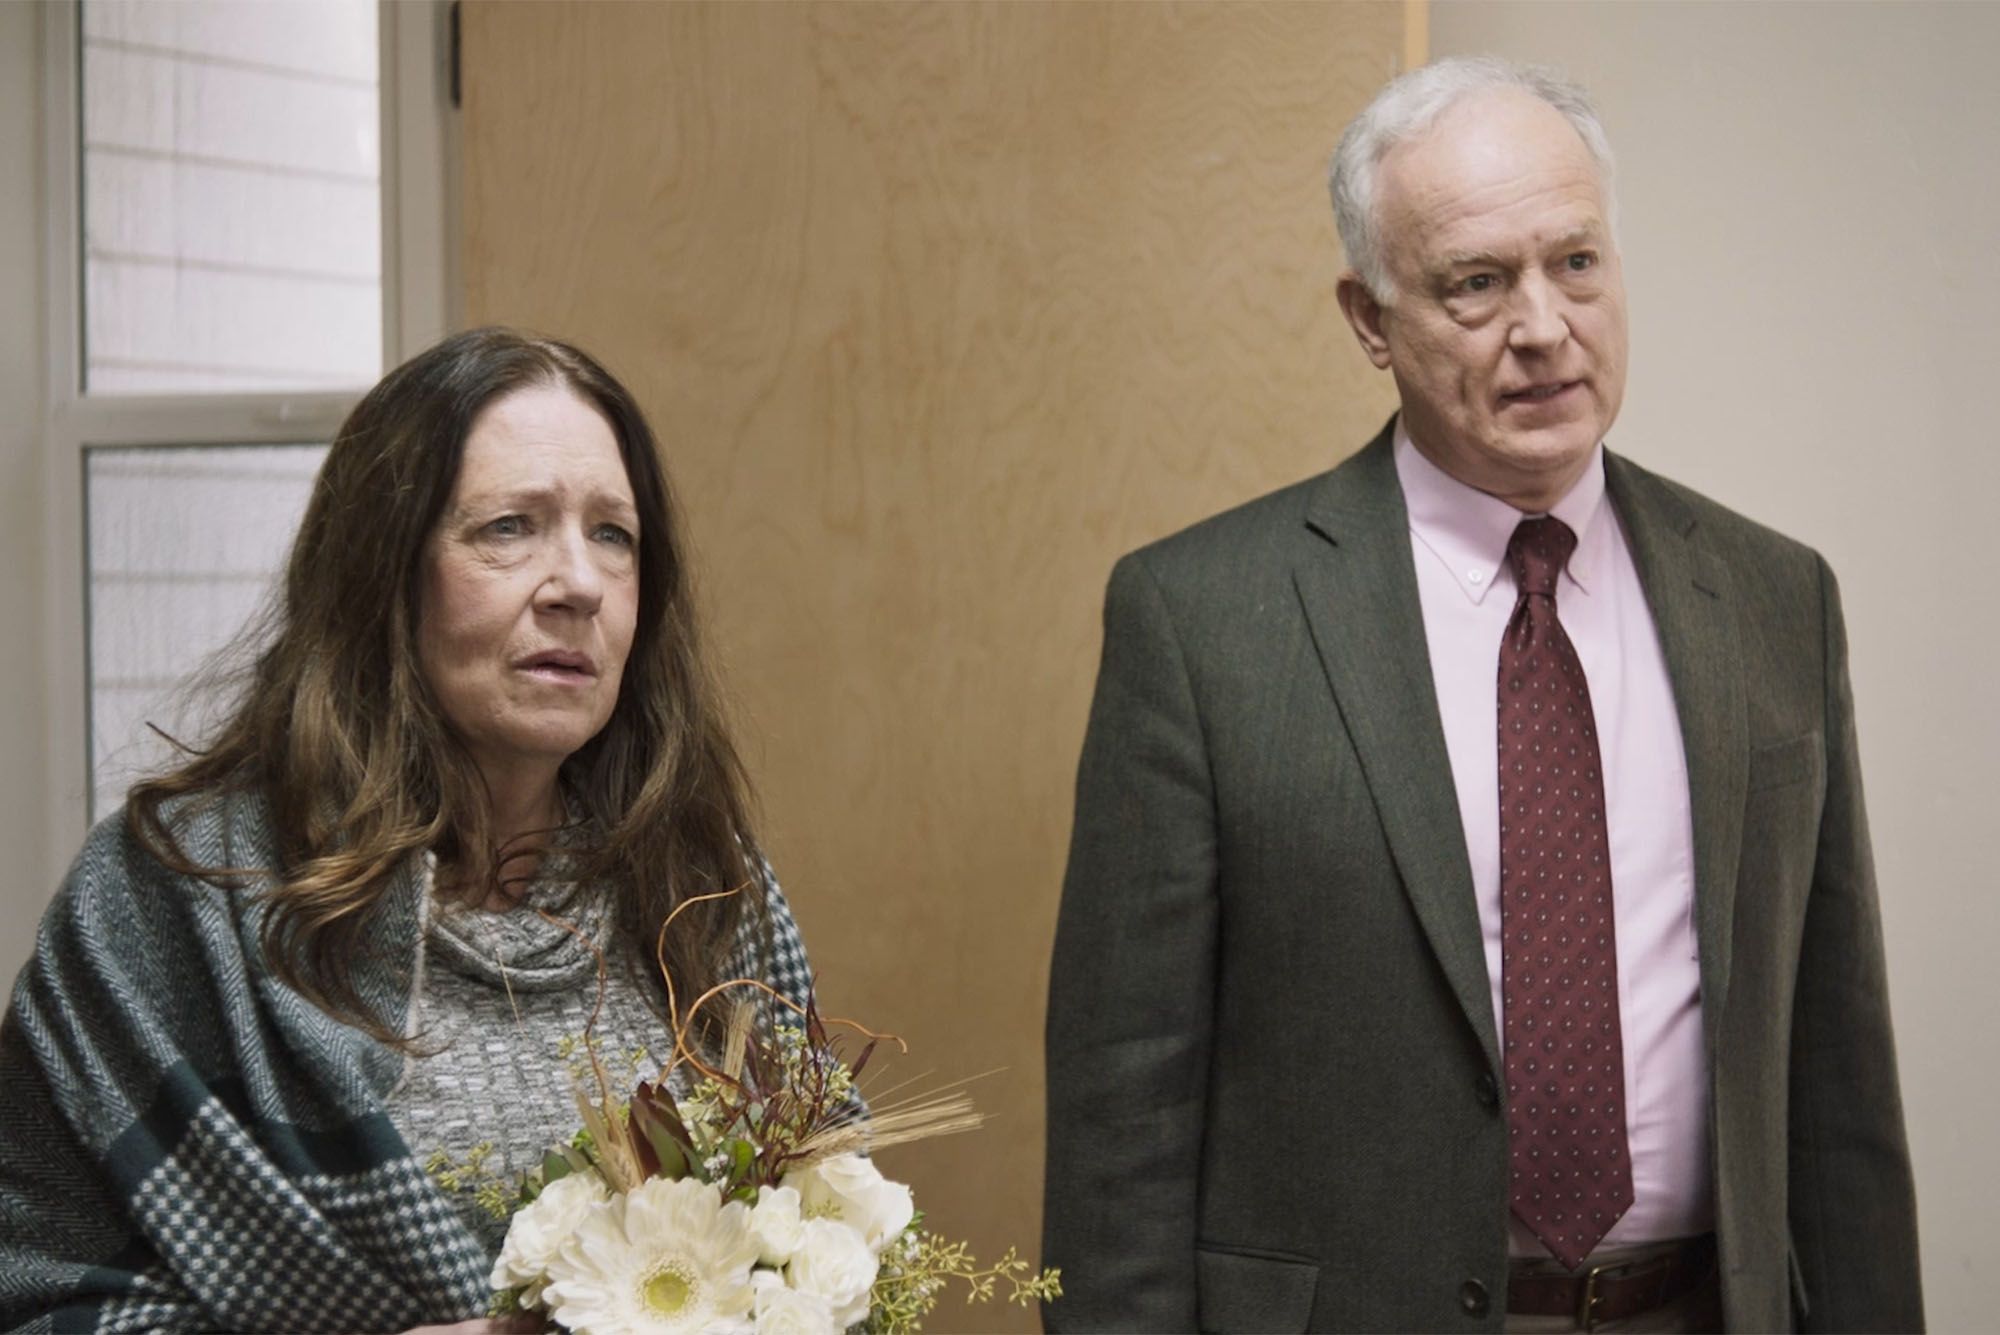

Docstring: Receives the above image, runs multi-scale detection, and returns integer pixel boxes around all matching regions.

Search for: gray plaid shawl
[0,792,815,1332]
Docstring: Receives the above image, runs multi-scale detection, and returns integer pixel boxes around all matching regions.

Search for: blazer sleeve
[1043,553,1219,1332]
[1786,557,1924,1332]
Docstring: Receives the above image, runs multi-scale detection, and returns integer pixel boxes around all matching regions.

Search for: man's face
[1339,88,1628,511]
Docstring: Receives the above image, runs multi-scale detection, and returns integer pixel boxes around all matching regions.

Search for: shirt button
[1468,569,1485,584]
[1460,1278,1490,1317]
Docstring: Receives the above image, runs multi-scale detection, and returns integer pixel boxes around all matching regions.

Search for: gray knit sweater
[390,851,807,1258]
[0,792,816,1332]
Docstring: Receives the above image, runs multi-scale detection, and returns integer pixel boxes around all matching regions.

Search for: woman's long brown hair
[127,328,762,1046]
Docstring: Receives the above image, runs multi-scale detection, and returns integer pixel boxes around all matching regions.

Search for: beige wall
[1431,3,1999,1325]
[2,2,49,988]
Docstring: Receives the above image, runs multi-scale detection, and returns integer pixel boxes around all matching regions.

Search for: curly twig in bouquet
[471,886,1060,1333]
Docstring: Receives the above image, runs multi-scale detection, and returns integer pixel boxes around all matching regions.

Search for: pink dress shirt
[1394,425,1716,1257]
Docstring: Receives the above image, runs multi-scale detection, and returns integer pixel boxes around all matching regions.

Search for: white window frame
[39,0,459,878]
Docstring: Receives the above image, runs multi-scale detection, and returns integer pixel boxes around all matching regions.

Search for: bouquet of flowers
[467,891,1060,1334]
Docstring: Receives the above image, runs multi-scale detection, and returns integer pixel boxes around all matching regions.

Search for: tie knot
[1507,516,1576,600]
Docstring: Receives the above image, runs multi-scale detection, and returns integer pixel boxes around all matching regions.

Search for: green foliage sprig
[870,1226,1063,1333]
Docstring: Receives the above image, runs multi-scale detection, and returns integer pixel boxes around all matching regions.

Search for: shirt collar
[1393,417,1610,606]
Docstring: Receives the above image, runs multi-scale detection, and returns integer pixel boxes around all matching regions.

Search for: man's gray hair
[1329,56,1617,303]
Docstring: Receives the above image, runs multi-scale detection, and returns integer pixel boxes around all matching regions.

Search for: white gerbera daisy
[542,1176,762,1334]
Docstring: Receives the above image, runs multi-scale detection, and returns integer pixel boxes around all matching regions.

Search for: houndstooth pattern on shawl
[742,849,817,1015]
[0,792,820,1332]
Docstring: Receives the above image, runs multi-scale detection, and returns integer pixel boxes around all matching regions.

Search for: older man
[1043,57,1921,1333]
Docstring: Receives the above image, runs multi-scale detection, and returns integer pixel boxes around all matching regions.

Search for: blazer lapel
[1605,453,1747,1053]
[1293,432,1499,1070]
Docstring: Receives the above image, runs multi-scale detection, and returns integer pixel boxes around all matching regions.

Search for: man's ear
[1336,272,1395,370]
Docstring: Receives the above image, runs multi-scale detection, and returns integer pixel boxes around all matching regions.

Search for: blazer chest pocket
[1196,1243,1319,1332]
[1746,731,1821,793]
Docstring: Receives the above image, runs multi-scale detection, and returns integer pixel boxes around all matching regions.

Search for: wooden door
[462,4,1409,1326]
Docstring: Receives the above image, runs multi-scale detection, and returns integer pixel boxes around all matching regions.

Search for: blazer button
[1460,1278,1490,1317]
[1474,1072,1499,1110]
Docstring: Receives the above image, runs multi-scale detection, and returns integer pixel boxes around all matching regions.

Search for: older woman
[0,329,817,1331]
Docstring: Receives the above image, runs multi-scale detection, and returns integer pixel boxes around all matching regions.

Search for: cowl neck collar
[423,844,616,994]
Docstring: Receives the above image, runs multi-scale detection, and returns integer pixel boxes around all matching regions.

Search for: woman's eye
[594,523,637,548]
[485,515,528,538]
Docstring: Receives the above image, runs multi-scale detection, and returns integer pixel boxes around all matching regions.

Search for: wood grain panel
[463,4,1406,1325]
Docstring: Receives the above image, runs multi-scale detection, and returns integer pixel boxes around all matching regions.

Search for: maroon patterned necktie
[1498,516,1633,1271]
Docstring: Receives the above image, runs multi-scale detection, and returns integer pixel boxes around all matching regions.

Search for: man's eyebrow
[1437,248,1510,271]
[1436,225,1605,273]
[1547,223,1605,251]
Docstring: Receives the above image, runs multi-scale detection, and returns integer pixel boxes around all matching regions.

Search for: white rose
[784,1154,915,1254]
[748,1184,805,1267]
[751,1269,837,1334]
[784,1216,880,1329]
[490,1170,609,1304]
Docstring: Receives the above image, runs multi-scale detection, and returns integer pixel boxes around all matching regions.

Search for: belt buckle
[1575,1260,1613,1331]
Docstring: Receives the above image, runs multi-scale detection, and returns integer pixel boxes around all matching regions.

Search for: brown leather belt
[1506,1234,1717,1330]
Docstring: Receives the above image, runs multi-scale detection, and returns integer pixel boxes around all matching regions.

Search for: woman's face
[416,383,641,796]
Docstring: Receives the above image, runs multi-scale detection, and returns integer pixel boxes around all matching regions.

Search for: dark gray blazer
[1042,423,1921,1332]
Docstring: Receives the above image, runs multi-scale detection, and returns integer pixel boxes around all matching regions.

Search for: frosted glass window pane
[87,443,326,819]
[80,0,381,395]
